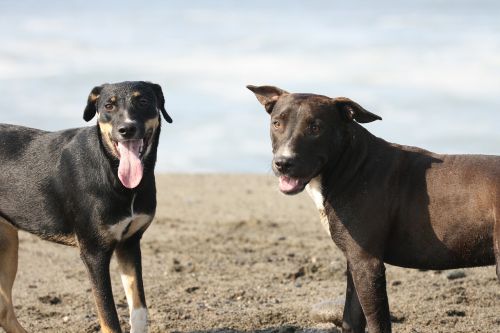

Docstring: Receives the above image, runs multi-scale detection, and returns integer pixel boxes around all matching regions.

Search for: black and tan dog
[248,85,499,333]
[0,81,172,333]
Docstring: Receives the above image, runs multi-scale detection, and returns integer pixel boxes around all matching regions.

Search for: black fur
[0,81,171,333]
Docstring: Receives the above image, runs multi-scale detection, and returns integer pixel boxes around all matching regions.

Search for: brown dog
[247,85,499,333]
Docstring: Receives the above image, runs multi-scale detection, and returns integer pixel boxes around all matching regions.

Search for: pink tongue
[117,140,143,189]
[279,176,301,193]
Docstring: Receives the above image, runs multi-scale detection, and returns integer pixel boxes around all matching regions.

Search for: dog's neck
[141,122,161,176]
[321,122,383,196]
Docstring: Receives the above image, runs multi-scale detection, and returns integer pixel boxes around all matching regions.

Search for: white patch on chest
[109,214,152,241]
[306,176,331,237]
[108,194,153,241]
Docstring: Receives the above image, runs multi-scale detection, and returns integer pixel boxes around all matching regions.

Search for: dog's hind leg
[0,219,27,333]
[115,234,148,333]
[494,204,500,281]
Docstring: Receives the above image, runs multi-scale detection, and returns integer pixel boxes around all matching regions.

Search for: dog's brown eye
[139,98,149,106]
[310,124,320,134]
[272,120,281,129]
[104,103,114,111]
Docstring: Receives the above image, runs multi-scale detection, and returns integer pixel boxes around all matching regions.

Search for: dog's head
[247,85,381,195]
[83,81,172,189]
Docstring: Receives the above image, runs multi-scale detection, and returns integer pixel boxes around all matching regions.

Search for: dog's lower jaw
[277,175,307,195]
[275,162,326,195]
[280,185,307,195]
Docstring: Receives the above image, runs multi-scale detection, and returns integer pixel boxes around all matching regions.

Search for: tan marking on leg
[119,262,148,332]
[0,219,27,333]
[120,271,142,309]
[93,298,118,333]
[98,321,116,333]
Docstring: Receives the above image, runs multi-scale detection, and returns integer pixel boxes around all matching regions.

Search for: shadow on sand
[175,325,340,333]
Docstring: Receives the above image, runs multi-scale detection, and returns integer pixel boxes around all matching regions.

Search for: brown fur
[248,85,500,333]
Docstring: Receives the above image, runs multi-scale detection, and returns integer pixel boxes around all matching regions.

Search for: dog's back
[0,124,99,242]
[373,141,500,269]
[0,124,47,160]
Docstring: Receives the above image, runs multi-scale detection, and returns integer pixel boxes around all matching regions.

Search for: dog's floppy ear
[333,97,382,123]
[83,86,103,122]
[149,83,172,123]
[246,85,288,114]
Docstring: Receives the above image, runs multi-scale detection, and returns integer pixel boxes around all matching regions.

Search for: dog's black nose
[274,157,294,173]
[118,124,137,139]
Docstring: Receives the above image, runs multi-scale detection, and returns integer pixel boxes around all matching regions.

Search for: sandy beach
[10,174,500,333]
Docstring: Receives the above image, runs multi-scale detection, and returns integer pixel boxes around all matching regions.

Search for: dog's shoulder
[0,123,46,142]
[50,126,99,154]
[0,124,99,162]
[0,123,49,160]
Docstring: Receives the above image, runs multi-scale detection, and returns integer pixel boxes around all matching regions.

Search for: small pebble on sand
[310,298,344,327]
[446,270,466,280]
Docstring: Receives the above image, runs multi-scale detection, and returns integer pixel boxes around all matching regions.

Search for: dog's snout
[274,157,294,173]
[118,123,137,139]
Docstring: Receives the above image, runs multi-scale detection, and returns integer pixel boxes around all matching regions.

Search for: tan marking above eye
[132,91,141,97]
[110,96,117,102]
[90,93,100,102]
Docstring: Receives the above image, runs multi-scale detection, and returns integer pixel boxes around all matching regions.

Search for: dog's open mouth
[111,131,152,160]
[278,175,308,195]
[111,132,152,189]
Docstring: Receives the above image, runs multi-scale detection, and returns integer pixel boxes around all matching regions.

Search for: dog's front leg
[348,254,391,333]
[115,234,148,333]
[342,262,366,333]
[79,244,122,333]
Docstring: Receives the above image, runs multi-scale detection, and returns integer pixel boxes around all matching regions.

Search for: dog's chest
[107,194,153,241]
[305,176,331,238]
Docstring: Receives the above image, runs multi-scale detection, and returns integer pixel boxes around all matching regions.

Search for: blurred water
[0,0,499,172]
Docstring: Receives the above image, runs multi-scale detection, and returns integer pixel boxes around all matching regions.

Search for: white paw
[130,307,148,333]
